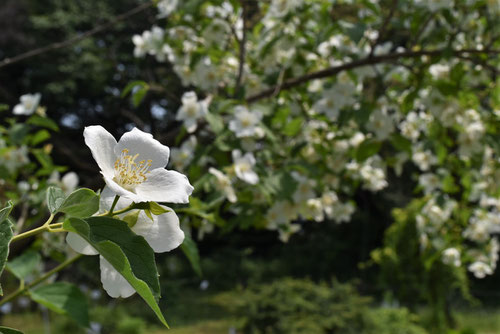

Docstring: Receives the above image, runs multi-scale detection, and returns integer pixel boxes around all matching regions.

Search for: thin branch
[0,1,154,69]
[234,0,248,96]
[409,12,436,48]
[245,48,500,103]
[369,0,398,57]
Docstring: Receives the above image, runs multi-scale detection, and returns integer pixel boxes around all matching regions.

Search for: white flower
[292,173,316,203]
[84,126,193,203]
[157,0,177,18]
[366,108,394,140]
[429,64,450,79]
[202,19,231,46]
[13,93,41,115]
[229,106,263,138]
[48,171,79,194]
[268,0,303,17]
[442,248,461,267]
[170,136,197,171]
[266,200,298,227]
[176,92,209,133]
[232,150,259,185]
[418,173,441,195]
[66,188,185,298]
[412,148,437,171]
[209,167,237,203]
[468,261,493,279]
[332,202,355,223]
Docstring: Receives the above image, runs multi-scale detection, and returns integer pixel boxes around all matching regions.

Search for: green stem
[0,254,83,306]
[98,202,136,217]
[11,214,55,243]
[107,195,120,216]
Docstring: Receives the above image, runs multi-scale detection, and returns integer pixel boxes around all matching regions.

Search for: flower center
[113,149,152,190]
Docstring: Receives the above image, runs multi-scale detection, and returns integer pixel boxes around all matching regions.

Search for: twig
[245,48,500,103]
[234,0,248,96]
[0,1,154,69]
[369,0,398,57]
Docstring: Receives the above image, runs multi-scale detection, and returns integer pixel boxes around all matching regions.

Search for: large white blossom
[66,188,184,298]
[84,126,193,203]
[13,93,41,116]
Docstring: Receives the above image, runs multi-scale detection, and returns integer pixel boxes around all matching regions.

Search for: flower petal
[66,232,99,255]
[102,174,142,203]
[135,169,193,203]
[99,256,135,298]
[99,186,134,213]
[84,126,117,178]
[115,128,170,169]
[132,207,184,253]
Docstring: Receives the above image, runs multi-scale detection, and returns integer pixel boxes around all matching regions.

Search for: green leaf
[63,217,168,327]
[149,202,170,215]
[122,210,140,228]
[355,139,381,161]
[132,87,148,107]
[26,115,59,132]
[6,250,41,280]
[47,186,66,214]
[121,80,148,98]
[57,188,99,218]
[131,202,170,215]
[0,326,24,334]
[205,112,224,134]
[30,129,51,146]
[181,234,202,277]
[0,201,14,296]
[0,200,14,223]
[30,282,89,327]
[283,118,303,137]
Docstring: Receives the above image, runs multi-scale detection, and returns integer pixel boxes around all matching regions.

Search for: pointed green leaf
[57,188,99,218]
[30,282,89,327]
[149,202,170,215]
[47,186,66,214]
[0,326,24,334]
[6,250,41,280]
[0,201,14,296]
[181,234,202,277]
[63,217,168,327]
[26,115,59,131]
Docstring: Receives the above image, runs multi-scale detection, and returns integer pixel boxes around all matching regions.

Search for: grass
[454,308,500,334]
[2,290,500,334]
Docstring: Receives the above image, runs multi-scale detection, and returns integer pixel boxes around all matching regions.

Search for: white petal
[99,256,135,298]
[99,186,134,213]
[184,118,198,133]
[13,104,27,115]
[61,172,79,193]
[66,233,99,255]
[102,174,142,202]
[132,207,184,253]
[135,169,193,203]
[84,126,117,178]
[115,128,170,169]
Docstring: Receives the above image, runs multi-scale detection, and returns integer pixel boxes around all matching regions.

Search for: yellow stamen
[113,149,152,190]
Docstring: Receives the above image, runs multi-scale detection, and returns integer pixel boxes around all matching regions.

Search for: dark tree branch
[245,48,500,103]
[369,0,398,57]
[0,1,154,69]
